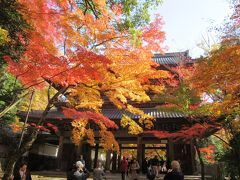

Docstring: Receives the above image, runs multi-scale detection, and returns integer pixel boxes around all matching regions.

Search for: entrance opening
[121,144,137,159]
[145,144,167,160]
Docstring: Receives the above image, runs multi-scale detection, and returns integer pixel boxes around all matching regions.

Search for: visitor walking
[13,162,32,180]
[151,156,160,177]
[164,160,184,180]
[161,161,168,174]
[127,158,131,177]
[146,165,156,180]
[120,156,128,180]
[93,161,105,180]
[142,157,148,174]
[130,158,140,180]
[67,164,76,180]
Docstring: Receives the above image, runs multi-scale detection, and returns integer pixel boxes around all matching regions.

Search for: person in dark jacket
[151,156,159,177]
[13,162,32,180]
[71,162,90,180]
[142,157,148,174]
[164,160,184,180]
[146,165,156,180]
[67,164,76,180]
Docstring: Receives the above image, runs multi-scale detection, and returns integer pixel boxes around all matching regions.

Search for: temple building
[19,51,197,175]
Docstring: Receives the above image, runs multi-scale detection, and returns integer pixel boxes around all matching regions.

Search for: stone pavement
[30,172,209,180]
[1,171,211,180]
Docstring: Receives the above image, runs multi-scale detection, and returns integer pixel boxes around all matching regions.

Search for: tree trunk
[193,139,205,180]
[2,155,17,180]
[233,146,240,179]
[2,129,38,180]
[238,166,240,180]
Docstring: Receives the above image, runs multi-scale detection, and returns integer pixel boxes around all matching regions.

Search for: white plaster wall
[30,143,59,157]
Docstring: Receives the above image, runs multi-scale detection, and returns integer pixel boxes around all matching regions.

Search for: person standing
[13,162,32,180]
[120,156,128,180]
[72,162,90,180]
[142,157,148,174]
[93,161,105,180]
[130,158,140,180]
[151,156,159,177]
[76,155,86,167]
[164,160,184,180]
[161,161,168,174]
[127,158,131,177]
[146,165,156,180]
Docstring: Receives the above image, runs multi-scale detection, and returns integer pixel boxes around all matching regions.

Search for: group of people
[8,155,183,180]
[67,155,106,180]
[147,160,184,180]
[144,156,168,177]
[120,155,184,180]
[120,157,140,180]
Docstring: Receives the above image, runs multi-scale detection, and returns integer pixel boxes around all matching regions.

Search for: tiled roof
[20,108,184,120]
[102,108,184,119]
[153,51,190,65]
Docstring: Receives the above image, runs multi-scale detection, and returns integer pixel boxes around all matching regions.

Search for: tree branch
[0,92,30,118]
[36,86,69,126]
[212,133,230,147]
[18,90,35,149]
[90,35,129,50]
[47,83,52,103]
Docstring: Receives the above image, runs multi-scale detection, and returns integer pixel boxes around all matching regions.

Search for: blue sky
[153,0,232,57]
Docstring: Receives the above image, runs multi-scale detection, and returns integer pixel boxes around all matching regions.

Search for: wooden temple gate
[22,107,196,175]
[19,51,197,174]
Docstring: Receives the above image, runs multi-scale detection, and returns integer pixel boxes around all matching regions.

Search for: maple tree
[190,43,240,178]
[139,4,240,178]
[183,2,240,178]
[146,60,224,179]
[199,145,215,164]
[189,1,240,175]
[1,0,168,179]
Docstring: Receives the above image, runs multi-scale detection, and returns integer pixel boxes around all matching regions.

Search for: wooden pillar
[190,140,197,174]
[57,136,64,170]
[117,154,121,171]
[167,138,174,164]
[64,143,76,170]
[85,144,92,170]
[142,143,145,170]
[105,150,111,171]
[76,141,83,158]
[117,144,122,171]
[137,136,142,171]
[112,151,117,171]
[94,143,99,168]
